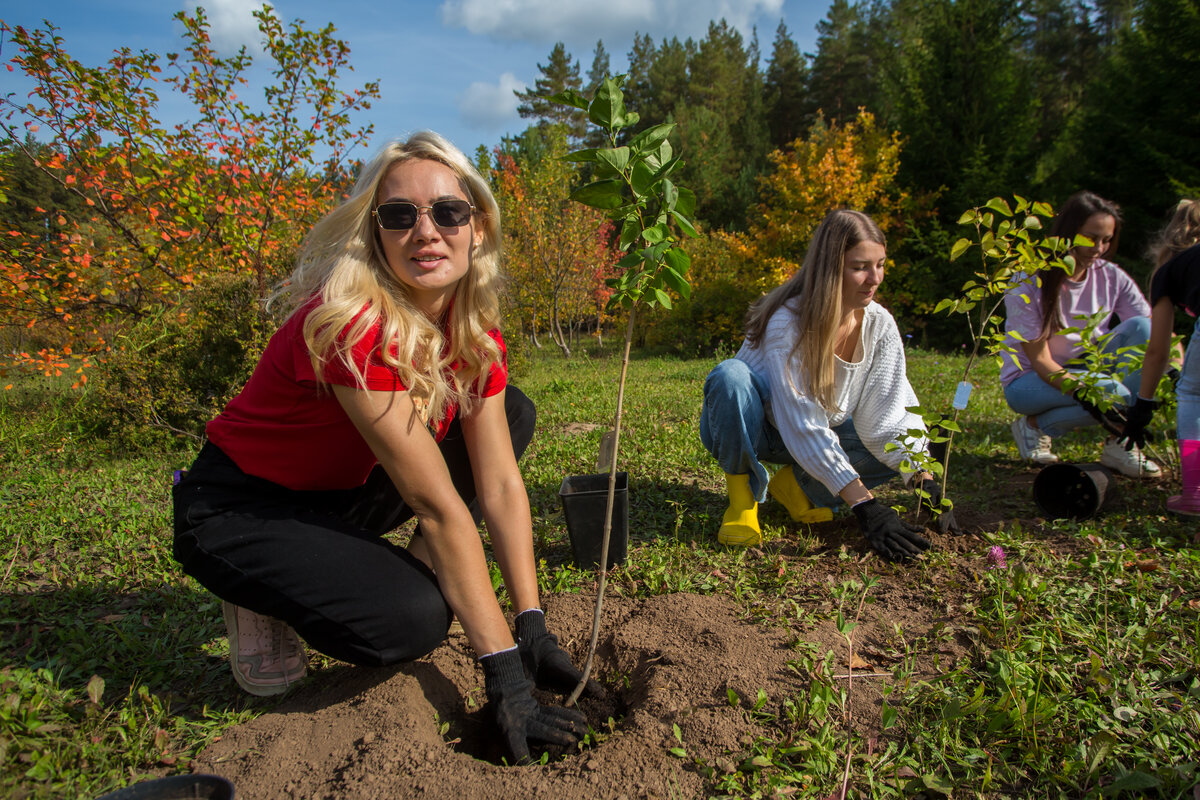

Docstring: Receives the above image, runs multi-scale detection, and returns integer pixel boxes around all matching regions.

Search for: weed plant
[1,345,1197,798]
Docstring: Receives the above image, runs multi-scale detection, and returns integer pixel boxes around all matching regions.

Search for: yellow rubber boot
[768,466,834,523]
[718,473,761,546]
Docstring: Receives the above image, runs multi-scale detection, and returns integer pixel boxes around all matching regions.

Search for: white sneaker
[1099,438,1161,478]
[223,601,307,696]
[1011,417,1058,464]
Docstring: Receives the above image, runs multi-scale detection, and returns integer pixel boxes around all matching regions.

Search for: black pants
[172,387,536,667]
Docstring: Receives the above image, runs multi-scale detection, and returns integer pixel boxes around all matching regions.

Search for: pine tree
[514,43,587,141]
[764,20,811,148]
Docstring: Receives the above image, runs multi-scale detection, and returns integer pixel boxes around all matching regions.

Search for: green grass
[1,345,1197,798]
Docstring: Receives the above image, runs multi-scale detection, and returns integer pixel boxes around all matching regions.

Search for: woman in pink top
[1002,191,1157,477]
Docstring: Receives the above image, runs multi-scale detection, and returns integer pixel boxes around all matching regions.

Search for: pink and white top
[1000,259,1150,386]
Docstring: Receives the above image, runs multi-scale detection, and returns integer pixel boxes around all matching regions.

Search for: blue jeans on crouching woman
[699,359,898,509]
[1003,316,1150,438]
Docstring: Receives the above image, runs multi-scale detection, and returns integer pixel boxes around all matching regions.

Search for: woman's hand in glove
[514,609,604,699]
[852,498,931,562]
[915,478,964,535]
[480,647,589,765]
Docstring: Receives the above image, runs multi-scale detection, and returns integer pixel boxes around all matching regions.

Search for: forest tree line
[0,0,1195,444]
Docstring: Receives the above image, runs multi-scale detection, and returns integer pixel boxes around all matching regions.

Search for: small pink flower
[987,545,1007,569]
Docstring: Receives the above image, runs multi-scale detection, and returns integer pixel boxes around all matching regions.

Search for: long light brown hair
[1148,198,1200,268]
[744,209,885,412]
[274,131,503,426]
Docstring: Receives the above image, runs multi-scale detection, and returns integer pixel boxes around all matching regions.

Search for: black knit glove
[1116,396,1158,451]
[916,478,964,536]
[852,499,931,562]
[515,609,604,699]
[480,647,588,765]
[1072,390,1125,436]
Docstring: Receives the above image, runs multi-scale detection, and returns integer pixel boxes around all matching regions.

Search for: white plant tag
[952,381,972,410]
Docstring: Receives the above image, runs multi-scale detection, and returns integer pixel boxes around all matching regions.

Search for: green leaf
[1086,730,1117,773]
[589,77,628,129]
[619,217,640,251]
[985,197,1013,216]
[86,674,105,705]
[671,210,699,239]
[630,161,656,197]
[629,122,674,152]
[570,179,624,210]
[547,89,589,110]
[652,287,672,309]
[1100,771,1161,796]
[957,210,976,225]
[563,148,600,163]
[661,178,678,211]
[642,223,667,244]
[950,238,972,261]
[674,186,697,217]
[596,146,630,174]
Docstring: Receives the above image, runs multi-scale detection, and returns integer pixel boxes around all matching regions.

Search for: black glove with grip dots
[916,477,964,536]
[479,647,588,765]
[515,609,604,699]
[1116,396,1157,451]
[1072,390,1126,437]
[852,499,931,562]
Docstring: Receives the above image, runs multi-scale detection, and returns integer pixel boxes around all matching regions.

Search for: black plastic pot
[95,774,234,800]
[1033,462,1114,520]
[559,471,628,570]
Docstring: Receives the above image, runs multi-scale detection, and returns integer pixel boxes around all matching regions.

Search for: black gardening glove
[480,647,589,765]
[514,609,604,699]
[1116,396,1158,451]
[1167,367,1182,388]
[1072,390,1125,437]
[852,499,931,562]
[915,478,964,536]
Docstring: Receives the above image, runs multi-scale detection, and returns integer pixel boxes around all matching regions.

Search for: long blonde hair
[275,131,503,426]
[744,209,885,412]
[1148,198,1200,268]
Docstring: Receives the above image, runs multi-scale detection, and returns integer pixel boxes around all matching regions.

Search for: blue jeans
[1178,316,1200,441]
[698,359,898,508]
[1003,316,1150,439]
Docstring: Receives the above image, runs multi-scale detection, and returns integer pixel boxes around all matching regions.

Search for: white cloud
[182,0,266,53]
[439,0,785,45]
[457,73,527,131]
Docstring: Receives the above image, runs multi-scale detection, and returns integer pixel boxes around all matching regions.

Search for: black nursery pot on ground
[1033,462,1115,521]
[558,472,629,570]
[95,774,234,800]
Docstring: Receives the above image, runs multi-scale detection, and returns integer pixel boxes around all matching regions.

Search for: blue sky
[1,0,829,161]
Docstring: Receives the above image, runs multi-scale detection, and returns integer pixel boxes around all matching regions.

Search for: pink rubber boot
[1167,439,1200,517]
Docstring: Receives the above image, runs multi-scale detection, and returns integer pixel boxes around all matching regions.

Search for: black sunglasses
[373,200,475,231]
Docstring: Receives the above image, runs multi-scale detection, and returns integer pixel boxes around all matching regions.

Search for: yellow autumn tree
[717,109,913,292]
[648,109,926,354]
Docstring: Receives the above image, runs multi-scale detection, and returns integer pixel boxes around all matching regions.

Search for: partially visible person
[1001,190,1158,477]
[1118,199,1200,517]
[173,131,592,764]
[699,209,958,564]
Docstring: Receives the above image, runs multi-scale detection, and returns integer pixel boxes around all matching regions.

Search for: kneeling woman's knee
[300,583,452,668]
[704,359,758,405]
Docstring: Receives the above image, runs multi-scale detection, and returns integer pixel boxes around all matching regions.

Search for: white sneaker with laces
[1099,438,1161,478]
[223,601,307,696]
[1011,417,1058,464]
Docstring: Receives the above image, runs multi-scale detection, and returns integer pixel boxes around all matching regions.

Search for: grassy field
[1,345,1197,798]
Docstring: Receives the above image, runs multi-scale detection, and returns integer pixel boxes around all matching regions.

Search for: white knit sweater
[734,300,927,497]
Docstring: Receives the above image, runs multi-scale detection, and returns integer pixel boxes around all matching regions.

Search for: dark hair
[1038,191,1122,339]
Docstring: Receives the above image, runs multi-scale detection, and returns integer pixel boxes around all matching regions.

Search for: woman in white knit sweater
[699,209,953,561]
